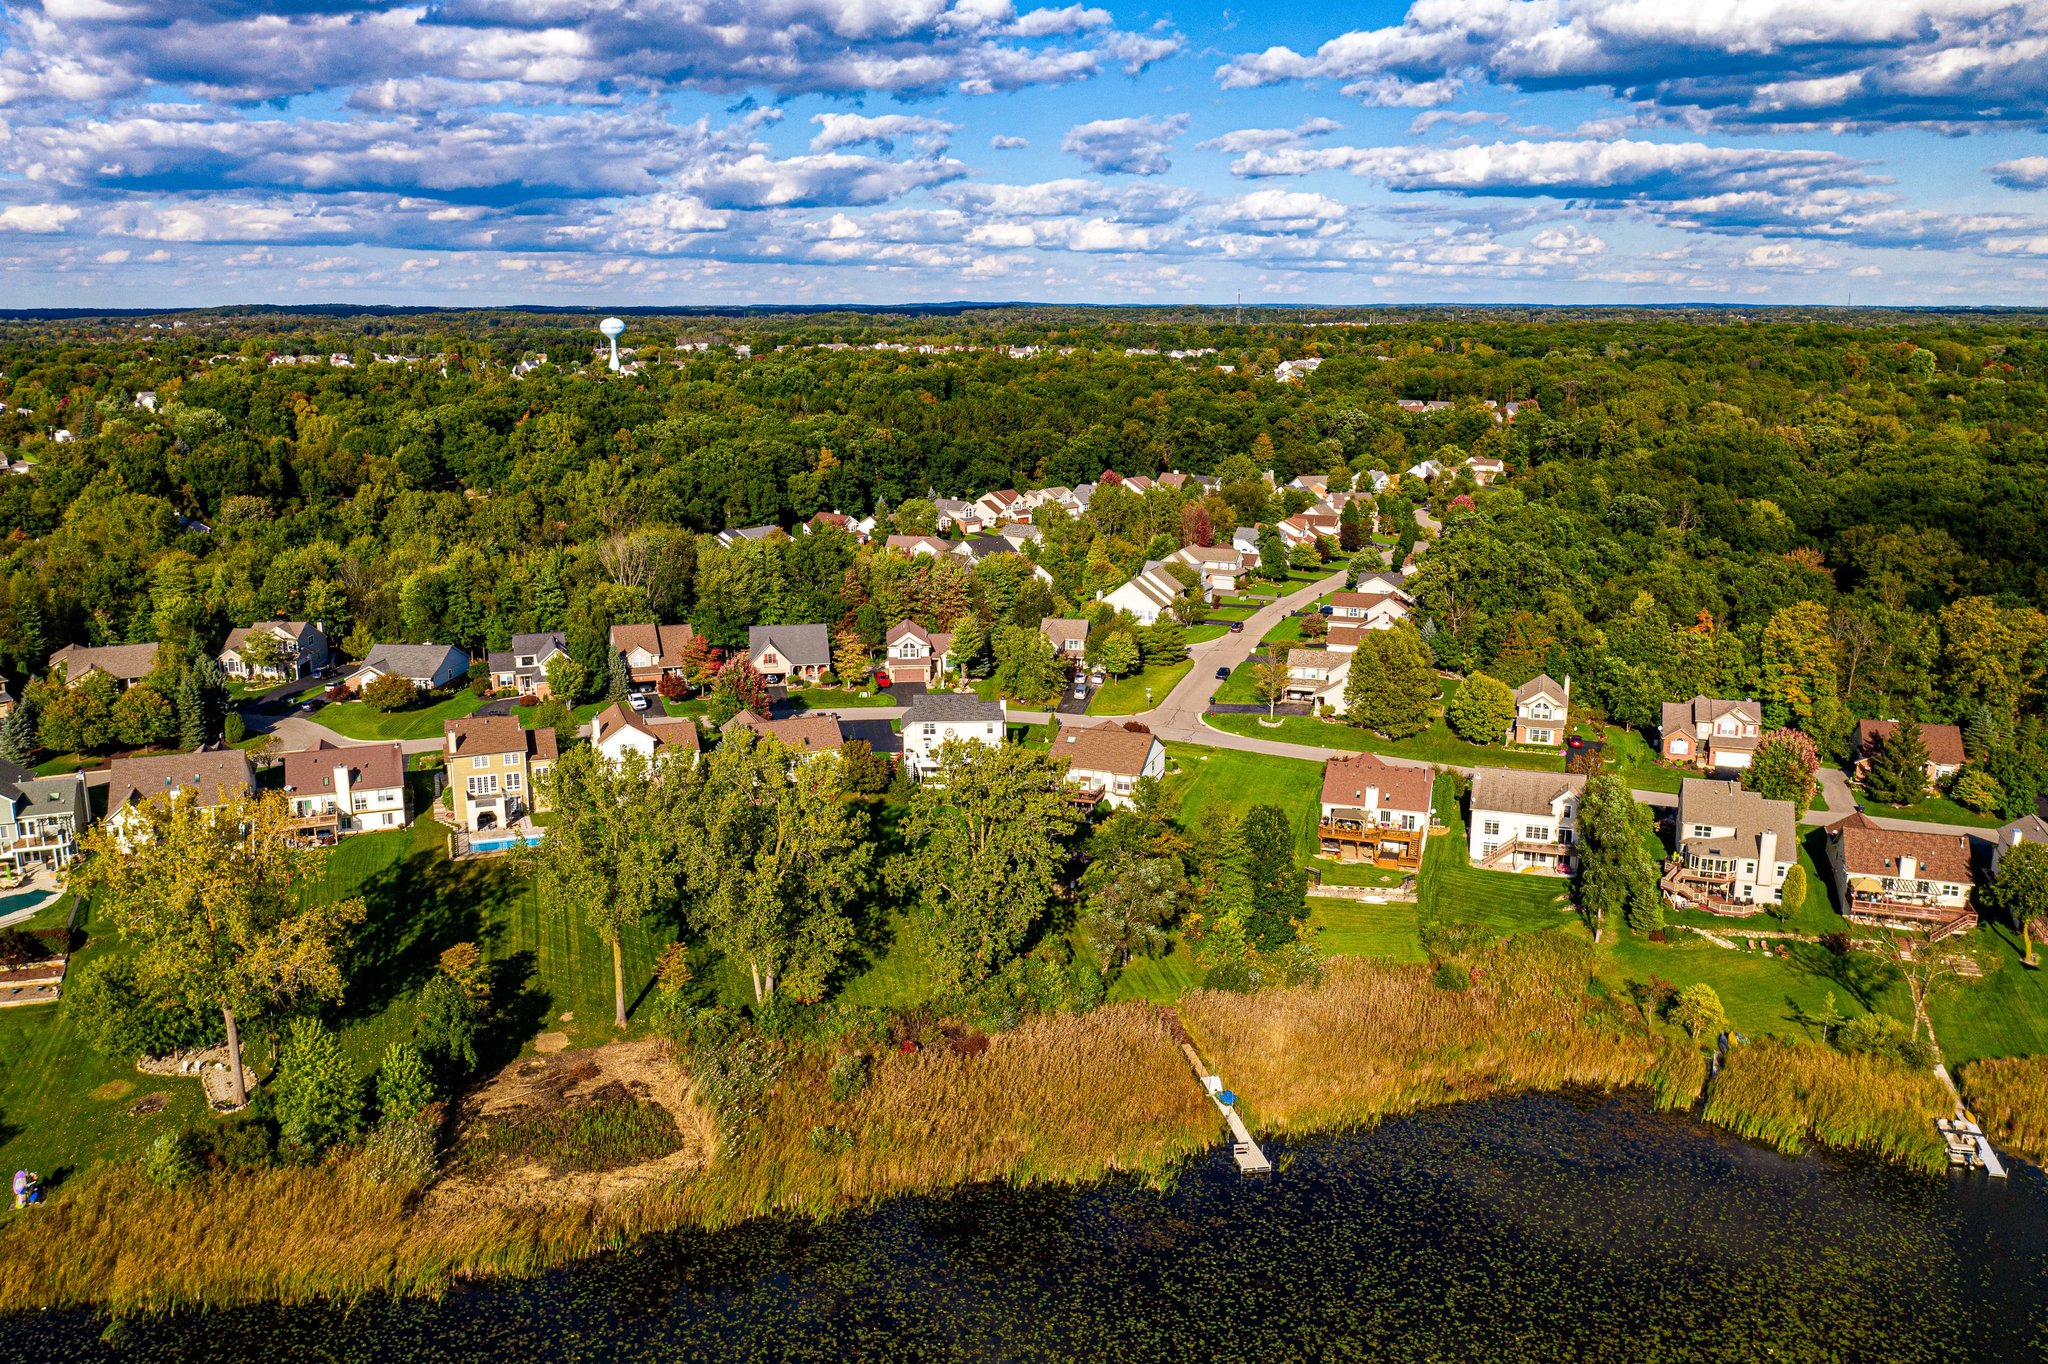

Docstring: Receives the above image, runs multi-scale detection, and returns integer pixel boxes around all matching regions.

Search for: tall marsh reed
[1959,1055,2048,1163]
[1702,1039,1950,1174]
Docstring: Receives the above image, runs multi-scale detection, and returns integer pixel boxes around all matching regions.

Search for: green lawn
[1925,924,2048,1064]
[1206,711,1568,772]
[1088,659,1193,715]
[1186,623,1229,644]
[1162,743,1326,862]
[1602,726,1686,794]
[1260,616,1306,646]
[1855,793,2003,828]
[785,686,898,710]
[1307,897,1426,962]
[1417,783,1576,934]
[312,688,484,741]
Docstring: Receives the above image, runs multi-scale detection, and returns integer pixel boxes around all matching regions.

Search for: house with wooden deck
[0,759,88,874]
[1317,753,1432,869]
[901,694,1005,779]
[1467,769,1586,874]
[1827,812,1976,938]
[281,740,409,843]
[1660,779,1796,913]
[1056,723,1166,809]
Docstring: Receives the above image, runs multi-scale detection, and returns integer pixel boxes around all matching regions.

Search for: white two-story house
[282,740,409,842]
[1057,723,1166,808]
[1663,778,1796,911]
[1511,674,1570,748]
[0,760,88,875]
[1097,564,1186,627]
[219,620,330,682]
[1467,769,1587,874]
[901,694,1006,779]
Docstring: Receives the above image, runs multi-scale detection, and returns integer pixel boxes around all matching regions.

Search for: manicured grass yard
[1417,781,1575,934]
[1307,897,1426,963]
[1601,726,1686,794]
[1088,659,1193,715]
[1162,743,1325,862]
[1855,793,2003,829]
[785,686,898,710]
[1206,711,1568,773]
[313,688,483,741]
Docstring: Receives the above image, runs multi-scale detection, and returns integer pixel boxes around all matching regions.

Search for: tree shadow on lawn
[477,949,551,1074]
[336,847,513,1027]
[1784,939,1902,1011]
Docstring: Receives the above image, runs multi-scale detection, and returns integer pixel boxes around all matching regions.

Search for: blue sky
[1,0,2046,306]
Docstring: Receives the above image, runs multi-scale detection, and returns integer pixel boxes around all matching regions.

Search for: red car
[873,669,892,689]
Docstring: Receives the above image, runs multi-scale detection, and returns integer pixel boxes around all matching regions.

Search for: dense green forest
[3,307,2046,789]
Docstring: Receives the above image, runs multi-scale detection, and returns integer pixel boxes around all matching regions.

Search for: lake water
[8,1091,2046,1362]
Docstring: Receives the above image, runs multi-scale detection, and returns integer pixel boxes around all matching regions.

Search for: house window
[505,753,520,766]
[472,756,489,769]
[1482,820,1500,836]
[466,775,498,796]
[505,772,522,792]
[921,724,936,739]
[1528,729,1553,744]
[1482,842,1499,857]
[1528,826,1551,843]
[1743,862,1755,876]
[1690,824,1713,838]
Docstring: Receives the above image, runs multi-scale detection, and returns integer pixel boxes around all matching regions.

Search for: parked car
[629,693,649,712]
[1229,622,1244,633]
[1089,670,1105,686]
[1074,682,1088,700]
[1318,604,1334,616]
[1215,666,1230,680]
[873,670,892,689]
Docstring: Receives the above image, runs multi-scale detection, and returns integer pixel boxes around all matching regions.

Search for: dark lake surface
[7,1090,2047,1362]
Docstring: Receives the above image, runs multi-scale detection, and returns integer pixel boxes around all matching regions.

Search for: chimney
[1365,784,1379,811]
[1757,829,1777,876]
[1900,855,1917,881]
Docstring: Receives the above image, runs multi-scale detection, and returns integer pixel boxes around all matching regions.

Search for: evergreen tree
[177,667,208,749]
[1963,703,1998,760]
[0,693,37,766]
[1864,720,1932,805]
[605,646,631,702]
[1257,526,1288,579]
[1338,499,1365,552]
[1139,618,1187,666]
[1574,773,1661,940]
[274,1018,363,1153]
[1240,805,1308,951]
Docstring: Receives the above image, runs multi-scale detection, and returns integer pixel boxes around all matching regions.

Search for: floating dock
[1932,1064,2008,1178]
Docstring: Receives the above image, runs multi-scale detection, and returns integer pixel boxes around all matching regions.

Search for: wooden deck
[1316,820,1424,870]
[1844,896,1977,941]
[1172,1035,1271,1176]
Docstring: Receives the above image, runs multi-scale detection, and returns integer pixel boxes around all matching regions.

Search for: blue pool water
[0,887,51,918]
[468,832,544,853]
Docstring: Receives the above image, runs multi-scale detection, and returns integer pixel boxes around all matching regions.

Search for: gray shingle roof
[1677,778,1796,862]
[1468,768,1585,817]
[904,694,1005,724]
[748,624,832,669]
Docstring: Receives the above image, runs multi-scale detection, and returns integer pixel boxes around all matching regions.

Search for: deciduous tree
[1742,728,1821,816]
[1987,840,2048,967]
[77,793,364,1109]
[1574,773,1661,940]
[1444,672,1515,744]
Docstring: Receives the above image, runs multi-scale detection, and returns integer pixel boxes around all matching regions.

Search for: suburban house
[1660,778,1797,913]
[1232,527,1262,558]
[885,534,955,557]
[1041,618,1089,663]
[974,489,1024,522]
[1169,544,1247,595]
[1353,568,1409,598]
[1467,769,1587,874]
[716,525,782,548]
[1317,752,1433,869]
[804,511,872,542]
[1328,591,1411,631]
[281,740,409,843]
[1056,723,1167,808]
[1277,514,1321,549]
[0,678,13,719]
[1993,814,2048,878]
[1324,625,1371,653]
[345,642,468,693]
[901,694,1006,778]
[47,642,160,689]
[219,620,329,682]
[1511,675,1571,748]
[1284,648,1350,708]
[1287,473,1330,496]
[993,523,1043,551]
[487,631,570,697]
[1467,455,1507,486]
[104,747,257,843]
[590,702,701,765]
[721,709,844,755]
[1122,474,1154,495]
[1657,696,1764,770]
[609,623,698,689]
[1827,812,1977,938]
[444,715,557,832]
[1853,720,1968,790]
[1406,458,1446,481]
[748,624,832,684]
[1098,564,1186,627]
[883,621,954,686]
[952,536,1055,583]
[0,760,88,875]
[933,499,983,534]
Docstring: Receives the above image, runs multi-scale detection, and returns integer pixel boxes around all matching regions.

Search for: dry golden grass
[1959,1055,2048,1163]
[680,1001,1214,1225]
[1179,935,1658,1134]
[1702,1038,1950,1174]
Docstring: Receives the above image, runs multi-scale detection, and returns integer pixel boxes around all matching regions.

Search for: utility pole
[1235,289,1241,327]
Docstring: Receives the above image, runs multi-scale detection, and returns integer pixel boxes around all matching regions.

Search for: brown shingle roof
[49,642,161,683]
[1056,724,1159,779]
[1320,752,1433,816]
[608,622,696,666]
[1856,720,1967,768]
[282,739,404,795]
[722,710,843,752]
[447,714,556,761]
[106,747,255,812]
[1831,811,1974,885]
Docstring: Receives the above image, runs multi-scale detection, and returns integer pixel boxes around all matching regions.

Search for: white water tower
[599,316,625,371]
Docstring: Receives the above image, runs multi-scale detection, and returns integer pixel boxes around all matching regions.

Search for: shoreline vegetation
[0,932,1975,1319]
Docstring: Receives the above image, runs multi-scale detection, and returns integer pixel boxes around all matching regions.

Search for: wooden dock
[1932,1064,2008,1178]
[1177,1041,1271,1176]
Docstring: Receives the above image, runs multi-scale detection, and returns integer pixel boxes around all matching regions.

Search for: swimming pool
[467,831,545,854]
